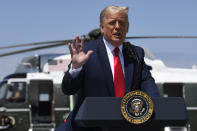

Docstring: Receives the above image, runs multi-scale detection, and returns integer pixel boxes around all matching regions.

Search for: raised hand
[68,35,93,69]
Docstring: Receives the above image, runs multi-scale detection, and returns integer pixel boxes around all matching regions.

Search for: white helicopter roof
[145,58,197,83]
[26,72,65,84]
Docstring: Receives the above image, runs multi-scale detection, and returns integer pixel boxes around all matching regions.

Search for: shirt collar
[103,37,123,55]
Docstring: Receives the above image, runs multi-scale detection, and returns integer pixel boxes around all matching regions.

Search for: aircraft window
[48,60,57,65]
[163,83,183,97]
[6,89,12,99]
[39,94,49,101]
[6,82,26,102]
[0,82,7,100]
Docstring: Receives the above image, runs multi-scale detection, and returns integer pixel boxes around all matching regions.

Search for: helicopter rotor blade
[1,35,197,57]
[126,36,197,39]
[1,35,197,50]
[0,40,68,50]
[0,40,72,57]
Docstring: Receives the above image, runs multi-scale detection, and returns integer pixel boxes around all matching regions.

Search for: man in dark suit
[57,6,160,131]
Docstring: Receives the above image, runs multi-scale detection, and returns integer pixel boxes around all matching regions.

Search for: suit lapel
[123,43,136,93]
[97,38,114,96]
[124,62,134,94]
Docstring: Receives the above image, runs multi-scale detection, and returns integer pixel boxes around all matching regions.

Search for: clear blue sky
[0,0,197,80]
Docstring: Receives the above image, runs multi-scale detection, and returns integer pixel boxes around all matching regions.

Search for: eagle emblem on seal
[130,98,145,116]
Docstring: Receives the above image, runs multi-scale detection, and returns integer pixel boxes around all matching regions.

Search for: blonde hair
[100,6,129,25]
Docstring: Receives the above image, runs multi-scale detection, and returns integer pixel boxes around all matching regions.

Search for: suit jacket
[60,36,160,131]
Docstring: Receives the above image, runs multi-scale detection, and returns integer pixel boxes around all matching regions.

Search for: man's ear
[100,24,104,34]
[126,22,129,33]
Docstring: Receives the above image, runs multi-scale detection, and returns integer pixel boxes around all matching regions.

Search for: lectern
[75,97,188,131]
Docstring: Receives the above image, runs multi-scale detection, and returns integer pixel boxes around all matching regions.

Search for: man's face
[100,11,129,47]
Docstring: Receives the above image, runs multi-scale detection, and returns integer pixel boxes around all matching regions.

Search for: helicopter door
[28,80,53,124]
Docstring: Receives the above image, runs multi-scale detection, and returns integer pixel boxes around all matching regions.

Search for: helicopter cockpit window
[6,82,26,102]
[0,82,7,100]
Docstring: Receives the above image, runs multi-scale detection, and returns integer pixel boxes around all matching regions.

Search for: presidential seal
[121,90,153,124]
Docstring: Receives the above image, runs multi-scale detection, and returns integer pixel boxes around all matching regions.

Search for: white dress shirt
[103,37,125,79]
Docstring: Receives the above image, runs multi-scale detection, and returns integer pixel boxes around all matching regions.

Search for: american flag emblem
[48,59,71,72]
